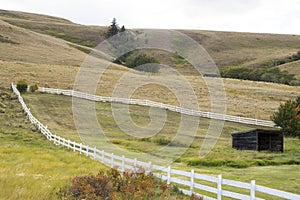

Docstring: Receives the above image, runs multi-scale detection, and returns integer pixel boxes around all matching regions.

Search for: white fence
[12,83,300,200]
[38,87,276,127]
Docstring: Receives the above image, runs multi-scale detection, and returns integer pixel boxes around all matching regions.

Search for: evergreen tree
[271,99,300,138]
[120,25,126,32]
[105,18,119,38]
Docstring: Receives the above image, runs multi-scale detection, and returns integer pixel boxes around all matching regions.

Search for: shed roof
[231,129,283,137]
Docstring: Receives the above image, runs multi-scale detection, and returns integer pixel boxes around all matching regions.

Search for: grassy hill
[280,60,300,79]
[0,9,299,120]
[0,11,106,48]
[2,9,300,70]
[0,19,86,66]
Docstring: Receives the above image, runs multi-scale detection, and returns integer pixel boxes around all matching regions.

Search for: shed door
[258,133,282,152]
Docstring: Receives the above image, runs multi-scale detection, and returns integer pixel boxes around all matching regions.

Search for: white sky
[1,0,300,34]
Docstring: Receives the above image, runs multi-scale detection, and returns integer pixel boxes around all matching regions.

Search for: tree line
[220,66,299,85]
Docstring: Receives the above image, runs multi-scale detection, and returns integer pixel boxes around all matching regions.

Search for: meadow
[0,88,108,199]
[22,92,300,194]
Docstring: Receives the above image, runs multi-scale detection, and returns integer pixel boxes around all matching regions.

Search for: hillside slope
[0,19,86,65]
[0,87,107,199]
[0,9,299,120]
[280,60,300,78]
[0,9,106,48]
[180,30,300,68]
[2,9,300,70]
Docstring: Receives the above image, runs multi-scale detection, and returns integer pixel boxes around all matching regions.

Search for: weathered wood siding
[257,130,283,152]
[232,129,283,152]
[232,130,257,150]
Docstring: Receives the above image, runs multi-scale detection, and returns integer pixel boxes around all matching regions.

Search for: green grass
[21,92,300,194]
[45,29,97,47]
[23,92,300,167]
[0,88,108,199]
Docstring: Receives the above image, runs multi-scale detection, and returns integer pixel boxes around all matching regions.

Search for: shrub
[58,168,200,200]
[153,136,171,145]
[16,80,28,93]
[29,84,38,92]
[126,54,160,73]
[220,66,297,85]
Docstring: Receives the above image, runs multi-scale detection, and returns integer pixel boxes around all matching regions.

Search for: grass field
[22,92,300,194]
[1,60,299,121]
[0,88,108,199]
[1,9,300,198]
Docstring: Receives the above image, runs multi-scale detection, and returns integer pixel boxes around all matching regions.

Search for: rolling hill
[0,9,299,120]
[0,9,300,199]
[2,9,300,70]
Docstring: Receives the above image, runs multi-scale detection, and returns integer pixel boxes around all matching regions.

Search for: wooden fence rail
[12,83,299,200]
[38,87,276,127]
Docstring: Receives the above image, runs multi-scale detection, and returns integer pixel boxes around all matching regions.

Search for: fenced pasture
[11,83,300,199]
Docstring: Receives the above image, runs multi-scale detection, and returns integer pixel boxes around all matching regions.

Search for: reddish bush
[58,168,202,200]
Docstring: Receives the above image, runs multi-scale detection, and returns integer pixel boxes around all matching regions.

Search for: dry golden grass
[0,9,299,121]
[0,19,86,65]
[2,9,300,68]
[1,59,299,120]
[180,30,300,67]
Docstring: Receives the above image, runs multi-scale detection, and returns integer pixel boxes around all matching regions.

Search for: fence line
[38,87,275,127]
[12,83,299,200]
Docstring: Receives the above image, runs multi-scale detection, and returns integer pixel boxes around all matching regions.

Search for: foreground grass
[0,88,108,199]
[23,92,300,194]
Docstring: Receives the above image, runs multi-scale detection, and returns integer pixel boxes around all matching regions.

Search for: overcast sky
[1,0,300,34]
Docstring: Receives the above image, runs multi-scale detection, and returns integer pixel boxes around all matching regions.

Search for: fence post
[133,158,137,173]
[79,143,82,154]
[101,150,104,162]
[148,161,152,174]
[121,155,125,172]
[250,180,256,200]
[61,137,65,146]
[67,140,70,149]
[73,141,76,151]
[217,175,222,200]
[190,169,195,195]
[111,153,114,168]
[56,135,60,145]
[93,147,97,160]
[167,166,171,185]
[85,145,89,156]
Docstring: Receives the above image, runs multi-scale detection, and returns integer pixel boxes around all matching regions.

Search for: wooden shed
[232,129,283,152]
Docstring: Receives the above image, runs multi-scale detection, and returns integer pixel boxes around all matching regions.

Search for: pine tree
[105,18,119,38]
[120,25,126,32]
